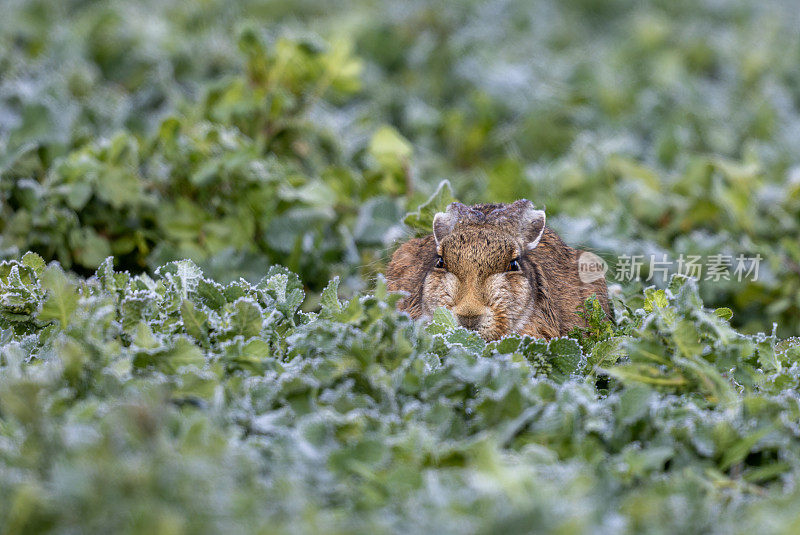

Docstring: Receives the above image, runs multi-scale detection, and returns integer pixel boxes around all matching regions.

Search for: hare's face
[420,200,547,341]
[422,226,535,340]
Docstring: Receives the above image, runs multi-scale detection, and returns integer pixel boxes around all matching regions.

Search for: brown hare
[386,200,611,341]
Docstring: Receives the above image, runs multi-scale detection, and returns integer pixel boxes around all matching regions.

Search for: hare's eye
[507,258,521,272]
[435,256,445,270]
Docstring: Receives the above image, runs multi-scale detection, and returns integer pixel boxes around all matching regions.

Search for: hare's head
[422,200,546,340]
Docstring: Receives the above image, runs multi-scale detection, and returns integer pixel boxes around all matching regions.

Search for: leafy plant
[0,255,799,532]
[3,0,800,334]
[3,1,800,531]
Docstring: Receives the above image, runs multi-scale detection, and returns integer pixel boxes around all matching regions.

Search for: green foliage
[404,180,457,235]
[569,294,620,351]
[0,259,799,532]
[3,0,800,531]
[1,25,403,293]
[2,0,799,334]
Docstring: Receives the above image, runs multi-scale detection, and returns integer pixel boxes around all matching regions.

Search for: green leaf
[157,260,204,299]
[69,228,112,268]
[643,288,668,312]
[617,385,653,424]
[548,338,583,376]
[121,295,153,333]
[96,169,142,209]
[133,337,205,373]
[172,370,218,401]
[426,307,457,335]
[403,180,457,235]
[604,363,687,387]
[446,328,485,353]
[181,299,210,345]
[743,461,791,484]
[320,276,342,317]
[39,266,79,327]
[713,307,733,321]
[673,320,704,357]
[21,252,46,275]
[95,257,117,292]
[588,337,627,369]
[224,338,271,373]
[229,298,263,338]
[368,126,412,171]
[491,335,522,355]
[720,426,773,470]
[64,181,92,210]
[334,295,364,324]
[197,279,227,310]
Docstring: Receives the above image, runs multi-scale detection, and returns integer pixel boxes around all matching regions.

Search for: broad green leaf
[588,337,628,369]
[225,338,271,373]
[548,338,583,376]
[368,126,412,171]
[181,299,210,345]
[197,279,227,310]
[39,266,79,327]
[21,252,46,275]
[617,385,653,424]
[133,337,205,373]
[447,328,485,353]
[604,363,687,387]
[427,307,457,335]
[403,180,457,235]
[673,320,704,357]
[320,276,342,316]
[69,228,112,268]
[229,298,262,338]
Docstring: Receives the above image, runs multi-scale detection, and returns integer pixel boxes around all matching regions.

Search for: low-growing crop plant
[4,0,800,334]
[3,1,800,531]
[1,253,799,533]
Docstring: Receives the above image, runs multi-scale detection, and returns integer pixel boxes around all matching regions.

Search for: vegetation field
[1,0,800,533]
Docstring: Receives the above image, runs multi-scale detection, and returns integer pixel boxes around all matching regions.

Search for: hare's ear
[521,206,546,251]
[432,212,455,246]
[432,202,468,246]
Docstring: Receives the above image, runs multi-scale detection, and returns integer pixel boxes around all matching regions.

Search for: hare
[386,200,611,341]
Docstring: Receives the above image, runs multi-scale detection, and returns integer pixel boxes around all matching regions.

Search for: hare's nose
[455,313,484,330]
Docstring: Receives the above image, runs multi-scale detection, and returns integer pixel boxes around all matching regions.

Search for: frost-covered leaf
[181,299,210,345]
[228,298,262,339]
[39,266,79,326]
[403,180,457,235]
[156,260,203,299]
[21,252,46,275]
[133,336,205,373]
[320,276,342,317]
[426,307,457,335]
[548,338,582,376]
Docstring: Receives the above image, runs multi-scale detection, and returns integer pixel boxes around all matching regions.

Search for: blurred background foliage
[1,0,799,336]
